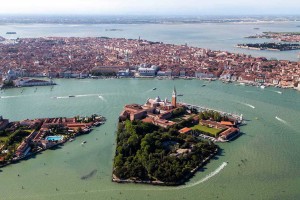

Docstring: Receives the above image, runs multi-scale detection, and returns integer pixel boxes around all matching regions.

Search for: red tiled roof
[179,127,192,134]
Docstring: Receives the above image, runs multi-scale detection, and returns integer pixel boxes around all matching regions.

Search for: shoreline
[235,45,300,51]
[0,115,106,169]
[1,77,297,91]
[112,148,219,186]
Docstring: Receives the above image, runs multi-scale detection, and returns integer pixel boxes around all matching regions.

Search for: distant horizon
[1,14,300,17]
[0,0,299,16]
[0,14,299,25]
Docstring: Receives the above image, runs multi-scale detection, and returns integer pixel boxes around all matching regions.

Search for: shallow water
[0,79,299,199]
[1,21,300,60]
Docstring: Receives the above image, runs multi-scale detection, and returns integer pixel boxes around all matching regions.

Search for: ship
[6,32,16,34]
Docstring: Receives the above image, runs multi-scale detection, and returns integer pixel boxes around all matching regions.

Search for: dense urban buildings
[0,37,299,89]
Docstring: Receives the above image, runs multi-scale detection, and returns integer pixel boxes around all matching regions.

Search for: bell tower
[172,86,177,108]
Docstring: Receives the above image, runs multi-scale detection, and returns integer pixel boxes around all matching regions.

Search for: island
[236,42,300,51]
[245,32,300,42]
[112,88,243,185]
[0,114,106,167]
[1,36,300,89]
[105,29,123,31]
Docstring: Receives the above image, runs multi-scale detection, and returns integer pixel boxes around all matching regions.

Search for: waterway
[1,21,300,61]
[0,79,300,200]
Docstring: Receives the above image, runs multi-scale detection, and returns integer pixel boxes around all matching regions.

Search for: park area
[191,124,224,137]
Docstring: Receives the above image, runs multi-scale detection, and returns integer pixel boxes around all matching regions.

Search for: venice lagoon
[1,21,300,61]
[0,78,300,200]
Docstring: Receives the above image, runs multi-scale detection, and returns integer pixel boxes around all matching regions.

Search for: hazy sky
[0,0,299,15]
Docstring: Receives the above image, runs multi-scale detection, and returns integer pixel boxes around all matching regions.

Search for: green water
[0,79,300,200]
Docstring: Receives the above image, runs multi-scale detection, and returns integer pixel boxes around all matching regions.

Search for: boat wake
[98,95,107,102]
[75,94,99,98]
[273,91,282,94]
[176,162,228,189]
[53,94,101,99]
[55,96,69,99]
[239,102,255,109]
[0,95,21,99]
[275,116,287,124]
[29,162,228,197]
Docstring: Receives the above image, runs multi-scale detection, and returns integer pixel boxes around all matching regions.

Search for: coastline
[0,140,64,169]
[0,115,106,169]
[112,148,219,186]
[1,76,296,91]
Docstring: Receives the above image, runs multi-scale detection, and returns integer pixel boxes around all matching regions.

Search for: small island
[112,88,243,185]
[0,114,106,167]
[105,29,123,31]
[236,42,300,51]
[245,32,300,42]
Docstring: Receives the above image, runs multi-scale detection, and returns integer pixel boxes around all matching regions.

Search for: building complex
[0,37,299,90]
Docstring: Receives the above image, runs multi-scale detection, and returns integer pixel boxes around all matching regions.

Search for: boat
[69,138,75,142]
[202,84,206,87]
[152,88,157,90]
[69,95,75,97]
[253,28,260,30]
[6,32,16,34]
[260,85,265,89]
[177,94,183,96]
[81,141,87,144]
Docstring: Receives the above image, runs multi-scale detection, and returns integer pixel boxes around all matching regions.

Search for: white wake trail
[239,102,255,109]
[98,95,107,102]
[0,95,23,99]
[275,116,287,124]
[75,94,99,97]
[176,162,228,189]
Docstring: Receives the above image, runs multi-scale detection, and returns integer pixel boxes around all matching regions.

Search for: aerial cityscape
[0,0,300,199]
[0,36,300,90]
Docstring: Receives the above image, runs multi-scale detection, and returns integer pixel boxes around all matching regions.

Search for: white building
[138,65,158,77]
[6,69,16,80]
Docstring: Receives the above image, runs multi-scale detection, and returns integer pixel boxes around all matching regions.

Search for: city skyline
[0,0,299,15]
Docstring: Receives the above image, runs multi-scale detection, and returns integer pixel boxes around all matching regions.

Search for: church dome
[8,69,15,75]
[154,96,161,102]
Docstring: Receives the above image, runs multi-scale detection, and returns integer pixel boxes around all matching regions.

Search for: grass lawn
[0,129,32,147]
[170,117,183,123]
[191,124,223,137]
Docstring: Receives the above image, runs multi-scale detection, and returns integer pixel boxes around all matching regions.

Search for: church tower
[172,86,177,108]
